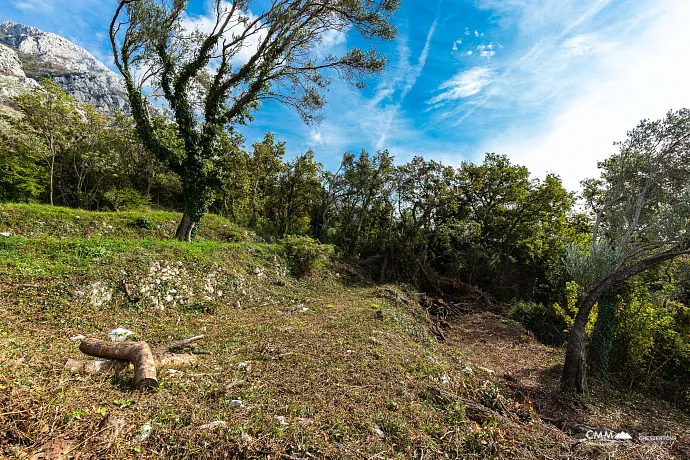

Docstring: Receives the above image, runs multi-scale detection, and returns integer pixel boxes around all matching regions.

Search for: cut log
[64,354,197,375]
[79,338,158,390]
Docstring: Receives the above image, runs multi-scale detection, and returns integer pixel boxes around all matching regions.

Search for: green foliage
[281,235,334,277]
[104,187,151,211]
[508,301,569,345]
[132,216,153,230]
[590,295,618,379]
[111,0,399,240]
[564,238,622,292]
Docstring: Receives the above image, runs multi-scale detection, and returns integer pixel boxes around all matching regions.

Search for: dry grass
[1,204,688,459]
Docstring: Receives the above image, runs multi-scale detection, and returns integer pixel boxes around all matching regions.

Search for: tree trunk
[561,292,597,393]
[175,190,208,242]
[175,211,198,242]
[49,155,55,206]
[79,338,157,390]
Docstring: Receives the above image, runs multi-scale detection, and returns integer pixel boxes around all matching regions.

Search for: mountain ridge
[0,21,130,114]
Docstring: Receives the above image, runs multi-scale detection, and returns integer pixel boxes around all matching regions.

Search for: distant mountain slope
[0,21,129,114]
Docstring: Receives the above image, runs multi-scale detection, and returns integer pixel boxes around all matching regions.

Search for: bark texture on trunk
[175,211,197,242]
[561,293,596,393]
[79,338,158,390]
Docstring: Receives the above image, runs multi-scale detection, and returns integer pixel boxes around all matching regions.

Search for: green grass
[0,203,253,243]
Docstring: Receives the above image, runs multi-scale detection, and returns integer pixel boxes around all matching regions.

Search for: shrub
[509,301,569,346]
[132,216,153,230]
[281,235,334,277]
[104,187,150,211]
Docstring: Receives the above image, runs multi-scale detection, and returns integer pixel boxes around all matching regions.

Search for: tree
[249,132,285,227]
[561,109,690,393]
[450,153,574,299]
[7,79,79,205]
[110,0,399,241]
[264,150,321,236]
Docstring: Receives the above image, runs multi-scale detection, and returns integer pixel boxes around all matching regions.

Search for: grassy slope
[0,204,687,459]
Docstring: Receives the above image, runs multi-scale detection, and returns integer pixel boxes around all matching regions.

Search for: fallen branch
[65,335,206,390]
[79,338,157,390]
[64,353,198,376]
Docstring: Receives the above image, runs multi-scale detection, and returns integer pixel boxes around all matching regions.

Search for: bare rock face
[0,43,39,101]
[0,21,130,114]
[0,43,25,78]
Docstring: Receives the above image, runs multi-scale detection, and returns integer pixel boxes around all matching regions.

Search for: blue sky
[2,0,690,190]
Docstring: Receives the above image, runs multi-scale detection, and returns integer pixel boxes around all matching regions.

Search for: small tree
[7,79,79,206]
[561,109,690,393]
[110,0,399,241]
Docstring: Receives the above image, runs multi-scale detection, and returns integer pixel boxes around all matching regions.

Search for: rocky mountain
[0,21,129,114]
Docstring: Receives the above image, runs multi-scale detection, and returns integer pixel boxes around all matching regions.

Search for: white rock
[478,366,494,375]
[234,300,241,308]
[108,328,134,342]
[134,423,152,442]
[69,334,86,342]
[439,375,451,385]
[373,425,385,439]
[274,416,287,427]
[229,399,244,408]
[198,420,227,430]
[0,21,129,114]
[236,361,251,370]
[167,369,184,376]
[0,231,11,237]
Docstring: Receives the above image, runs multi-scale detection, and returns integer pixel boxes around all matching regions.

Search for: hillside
[0,204,688,459]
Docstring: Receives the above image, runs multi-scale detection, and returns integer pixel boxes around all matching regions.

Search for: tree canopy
[110,0,400,240]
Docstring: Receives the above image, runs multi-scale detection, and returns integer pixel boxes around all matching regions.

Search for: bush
[104,187,150,211]
[509,301,569,346]
[281,235,334,277]
[132,216,153,230]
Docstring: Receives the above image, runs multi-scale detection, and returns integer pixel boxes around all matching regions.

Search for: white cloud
[181,2,265,67]
[429,67,495,104]
[479,0,690,191]
[451,39,462,51]
[477,43,497,59]
[10,0,45,11]
[563,33,611,56]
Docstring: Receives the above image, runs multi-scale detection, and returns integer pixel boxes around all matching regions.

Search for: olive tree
[561,109,690,393]
[110,0,399,241]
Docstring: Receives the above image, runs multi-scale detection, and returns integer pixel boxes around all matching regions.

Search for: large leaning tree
[110,0,399,241]
[561,109,690,393]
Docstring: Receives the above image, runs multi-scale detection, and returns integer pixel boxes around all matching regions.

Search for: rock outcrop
[0,21,129,114]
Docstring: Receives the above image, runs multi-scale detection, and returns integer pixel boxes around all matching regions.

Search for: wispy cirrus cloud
[428,67,495,106]
[481,0,690,190]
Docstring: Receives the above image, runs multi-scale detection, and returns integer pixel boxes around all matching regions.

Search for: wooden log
[79,338,158,390]
[64,354,197,375]
[64,358,129,375]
